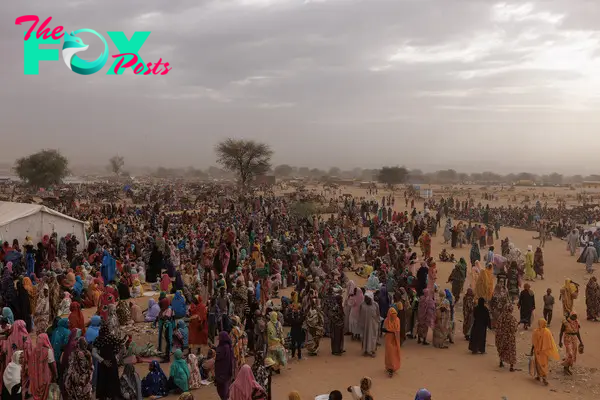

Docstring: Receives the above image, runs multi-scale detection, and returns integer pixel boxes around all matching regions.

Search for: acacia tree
[14,149,69,188]
[109,155,125,175]
[215,138,273,186]
[377,166,408,187]
[274,164,294,177]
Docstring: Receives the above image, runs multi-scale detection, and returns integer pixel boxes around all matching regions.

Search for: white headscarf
[3,350,23,394]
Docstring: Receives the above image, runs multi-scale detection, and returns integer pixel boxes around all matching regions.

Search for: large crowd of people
[0,181,598,400]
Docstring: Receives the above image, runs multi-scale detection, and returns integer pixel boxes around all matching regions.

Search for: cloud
[2,0,600,173]
[257,102,296,108]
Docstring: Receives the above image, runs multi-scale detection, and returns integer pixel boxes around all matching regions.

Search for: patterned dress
[462,292,475,337]
[230,324,246,375]
[585,278,600,320]
[561,318,580,367]
[494,308,517,365]
[187,354,202,390]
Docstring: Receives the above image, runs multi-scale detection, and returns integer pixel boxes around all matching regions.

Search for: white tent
[0,201,86,250]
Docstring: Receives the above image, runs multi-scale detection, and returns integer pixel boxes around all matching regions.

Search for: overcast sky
[2,0,600,174]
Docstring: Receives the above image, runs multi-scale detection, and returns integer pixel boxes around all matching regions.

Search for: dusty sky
[2,0,600,174]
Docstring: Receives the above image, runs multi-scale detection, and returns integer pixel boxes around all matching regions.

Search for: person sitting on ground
[438,249,450,262]
[348,376,373,400]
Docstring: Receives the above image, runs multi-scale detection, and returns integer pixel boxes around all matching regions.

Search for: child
[438,249,450,262]
[543,288,554,326]
[200,348,215,381]
[173,320,189,352]
[348,377,374,400]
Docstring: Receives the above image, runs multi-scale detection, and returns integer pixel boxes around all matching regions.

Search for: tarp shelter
[0,201,86,250]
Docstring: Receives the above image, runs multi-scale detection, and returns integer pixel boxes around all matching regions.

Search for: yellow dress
[532,319,559,378]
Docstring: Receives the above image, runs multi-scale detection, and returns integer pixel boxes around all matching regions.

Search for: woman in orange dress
[188,295,209,352]
[530,318,559,386]
[83,280,101,309]
[383,308,401,377]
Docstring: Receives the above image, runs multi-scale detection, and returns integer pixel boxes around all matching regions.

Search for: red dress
[188,297,209,346]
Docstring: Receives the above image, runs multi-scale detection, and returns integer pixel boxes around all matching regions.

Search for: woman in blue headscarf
[415,388,432,400]
[141,361,168,398]
[51,318,70,365]
[171,290,187,319]
[378,286,391,321]
[73,276,84,298]
[366,272,380,291]
[145,299,161,322]
[173,319,189,351]
[2,307,15,324]
[444,288,455,343]
[85,315,102,343]
[168,349,190,393]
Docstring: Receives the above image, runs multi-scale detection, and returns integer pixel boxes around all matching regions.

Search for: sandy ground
[77,186,600,400]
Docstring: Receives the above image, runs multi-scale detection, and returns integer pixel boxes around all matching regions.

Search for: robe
[358,301,380,354]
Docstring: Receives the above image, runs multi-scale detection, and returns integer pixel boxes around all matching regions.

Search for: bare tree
[215,138,273,186]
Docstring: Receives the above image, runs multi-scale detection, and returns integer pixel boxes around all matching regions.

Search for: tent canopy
[0,201,86,250]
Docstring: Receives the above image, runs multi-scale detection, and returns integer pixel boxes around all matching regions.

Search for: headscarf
[415,388,432,400]
[85,315,102,343]
[34,283,50,331]
[64,337,94,400]
[23,277,36,309]
[289,391,302,400]
[106,303,120,335]
[51,318,70,361]
[29,333,53,399]
[474,263,494,302]
[1,269,17,307]
[141,361,168,397]
[177,319,189,348]
[366,272,380,290]
[131,301,144,323]
[384,307,400,332]
[444,289,453,306]
[2,307,15,324]
[418,288,435,327]
[160,274,171,292]
[532,318,559,360]
[94,320,123,351]
[229,364,266,400]
[6,320,30,364]
[145,298,161,322]
[68,301,86,335]
[174,271,184,291]
[215,331,234,383]
[378,285,391,318]
[3,350,23,394]
[169,349,190,392]
[171,290,187,318]
[60,328,81,374]
[190,295,207,323]
[120,363,141,400]
[73,276,84,296]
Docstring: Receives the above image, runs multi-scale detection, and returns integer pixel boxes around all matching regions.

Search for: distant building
[582,181,600,189]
